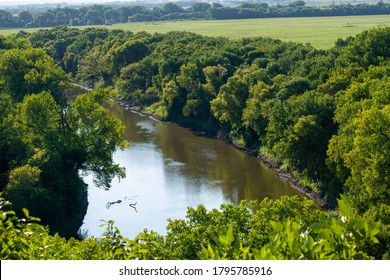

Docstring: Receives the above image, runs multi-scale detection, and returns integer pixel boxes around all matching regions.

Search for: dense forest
[0,24,389,259]
[1,1,390,28]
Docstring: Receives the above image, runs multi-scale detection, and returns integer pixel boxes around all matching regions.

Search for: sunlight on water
[81,104,303,238]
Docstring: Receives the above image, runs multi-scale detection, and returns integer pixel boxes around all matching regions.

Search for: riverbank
[257,153,328,209]
[116,100,164,123]
[227,140,329,209]
[115,98,329,210]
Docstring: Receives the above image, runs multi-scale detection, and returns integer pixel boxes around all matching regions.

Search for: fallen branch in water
[129,202,138,213]
[106,200,122,209]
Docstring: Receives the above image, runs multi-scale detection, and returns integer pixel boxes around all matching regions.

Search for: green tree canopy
[0,48,69,103]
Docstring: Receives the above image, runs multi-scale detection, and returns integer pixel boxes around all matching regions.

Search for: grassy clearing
[1,15,390,49]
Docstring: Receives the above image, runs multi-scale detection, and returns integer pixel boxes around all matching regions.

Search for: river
[80,103,305,238]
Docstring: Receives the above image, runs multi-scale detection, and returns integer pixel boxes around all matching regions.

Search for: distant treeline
[1,1,390,28]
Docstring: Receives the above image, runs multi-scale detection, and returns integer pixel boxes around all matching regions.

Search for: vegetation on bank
[0,195,382,260]
[0,24,389,259]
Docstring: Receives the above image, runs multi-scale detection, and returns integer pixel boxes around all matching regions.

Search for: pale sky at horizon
[0,0,124,5]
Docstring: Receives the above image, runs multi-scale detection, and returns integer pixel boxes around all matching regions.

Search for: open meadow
[1,14,390,49]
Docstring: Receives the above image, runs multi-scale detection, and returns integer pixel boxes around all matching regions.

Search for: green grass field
[1,15,390,49]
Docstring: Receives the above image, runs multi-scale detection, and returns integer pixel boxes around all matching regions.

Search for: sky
[0,0,119,5]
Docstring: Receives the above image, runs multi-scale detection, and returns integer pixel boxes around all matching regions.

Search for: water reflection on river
[81,103,304,238]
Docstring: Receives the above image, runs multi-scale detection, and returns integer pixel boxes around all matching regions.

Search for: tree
[1,87,128,236]
[202,65,228,96]
[289,1,306,7]
[263,89,336,195]
[84,9,104,25]
[3,164,49,219]
[18,11,33,27]
[0,48,69,103]
[67,89,128,188]
[211,76,249,131]
[55,10,68,26]
[327,66,390,193]
[242,81,271,140]
[0,10,16,27]
[32,12,55,27]
[344,105,390,212]
[161,3,185,14]
[339,27,390,69]
[190,3,211,13]
[103,8,120,23]
[160,80,180,118]
[110,40,150,76]
[77,45,112,86]
[276,77,311,100]
[285,115,324,178]
[176,63,203,117]
[15,89,128,187]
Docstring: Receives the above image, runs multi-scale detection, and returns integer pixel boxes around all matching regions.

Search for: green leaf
[366,222,380,237]
[207,244,215,259]
[304,235,314,251]
[337,194,351,218]
[352,253,365,260]
[198,245,209,260]
[22,208,29,218]
[219,224,234,246]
